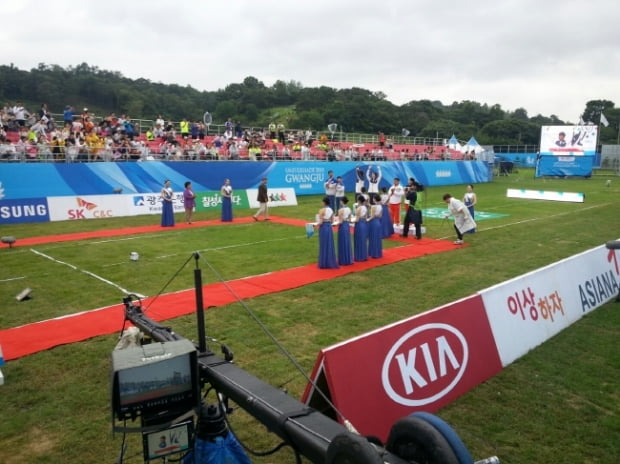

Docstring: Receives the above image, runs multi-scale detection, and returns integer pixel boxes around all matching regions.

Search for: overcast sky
[3,0,619,123]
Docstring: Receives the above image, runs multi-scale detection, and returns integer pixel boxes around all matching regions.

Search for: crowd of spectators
[0,101,467,162]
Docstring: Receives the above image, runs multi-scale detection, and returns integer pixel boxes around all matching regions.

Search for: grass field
[0,168,619,463]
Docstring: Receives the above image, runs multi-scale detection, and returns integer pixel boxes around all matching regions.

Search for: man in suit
[253,178,270,221]
[402,178,422,239]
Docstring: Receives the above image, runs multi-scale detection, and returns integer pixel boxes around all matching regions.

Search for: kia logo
[381,323,468,406]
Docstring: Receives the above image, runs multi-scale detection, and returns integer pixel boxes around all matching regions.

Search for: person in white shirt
[324,170,337,210]
[367,165,381,194]
[334,176,345,211]
[388,177,405,227]
[12,102,29,127]
[443,193,477,245]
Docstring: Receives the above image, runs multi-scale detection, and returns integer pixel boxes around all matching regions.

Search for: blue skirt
[368,218,383,258]
[337,222,353,265]
[381,204,394,237]
[221,196,233,222]
[161,201,175,227]
[318,222,339,269]
[354,220,369,262]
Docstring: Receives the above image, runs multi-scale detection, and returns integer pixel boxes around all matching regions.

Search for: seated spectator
[50,136,65,161]
[37,135,52,160]
[15,135,28,159]
[0,138,16,159]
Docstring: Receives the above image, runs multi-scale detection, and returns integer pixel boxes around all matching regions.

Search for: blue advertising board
[0,161,491,201]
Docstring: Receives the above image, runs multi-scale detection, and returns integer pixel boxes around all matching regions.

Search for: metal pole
[193,252,207,354]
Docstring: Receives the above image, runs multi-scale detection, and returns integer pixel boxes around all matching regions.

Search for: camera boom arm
[122,300,410,464]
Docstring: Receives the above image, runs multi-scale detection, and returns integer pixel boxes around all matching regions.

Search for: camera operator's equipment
[15,288,32,302]
[182,403,250,464]
[142,419,194,461]
[110,339,200,423]
[1,236,16,248]
[113,252,498,464]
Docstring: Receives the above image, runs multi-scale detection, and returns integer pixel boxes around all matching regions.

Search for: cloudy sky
[3,0,619,123]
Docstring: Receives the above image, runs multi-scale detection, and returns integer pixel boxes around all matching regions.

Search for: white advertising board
[480,244,619,366]
[246,188,298,208]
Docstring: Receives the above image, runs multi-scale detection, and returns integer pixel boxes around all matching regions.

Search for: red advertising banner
[303,295,502,442]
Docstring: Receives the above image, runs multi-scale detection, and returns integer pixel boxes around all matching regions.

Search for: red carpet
[0,217,459,361]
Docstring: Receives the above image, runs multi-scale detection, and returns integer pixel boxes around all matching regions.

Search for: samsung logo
[0,204,48,219]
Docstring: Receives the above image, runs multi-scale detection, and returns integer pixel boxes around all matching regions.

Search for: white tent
[447,134,462,152]
[464,136,484,154]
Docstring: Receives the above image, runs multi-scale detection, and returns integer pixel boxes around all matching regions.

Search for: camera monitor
[111,339,200,422]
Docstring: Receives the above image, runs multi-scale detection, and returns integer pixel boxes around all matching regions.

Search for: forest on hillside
[1,63,618,145]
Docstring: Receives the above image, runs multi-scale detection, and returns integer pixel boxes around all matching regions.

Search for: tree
[479,119,540,145]
[582,99,615,124]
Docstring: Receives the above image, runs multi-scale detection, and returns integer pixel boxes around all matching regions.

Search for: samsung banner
[536,125,597,177]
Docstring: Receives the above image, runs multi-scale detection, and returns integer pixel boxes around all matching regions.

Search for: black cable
[201,257,351,425]
[144,252,195,313]
[215,393,302,463]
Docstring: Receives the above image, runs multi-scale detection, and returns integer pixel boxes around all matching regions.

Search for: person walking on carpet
[252,177,269,221]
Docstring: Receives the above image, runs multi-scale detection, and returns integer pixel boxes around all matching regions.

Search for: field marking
[437,202,608,240]
[29,248,145,298]
[101,235,300,266]
[0,276,25,282]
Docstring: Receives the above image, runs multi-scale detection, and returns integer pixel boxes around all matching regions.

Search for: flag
[578,116,585,126]
[600,113,609,127]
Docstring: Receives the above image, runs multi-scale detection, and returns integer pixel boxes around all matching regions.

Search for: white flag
[579,116,585,125]
[600,112,609,127]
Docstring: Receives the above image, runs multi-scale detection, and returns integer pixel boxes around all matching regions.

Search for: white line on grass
[0,276,25,282]
[101,234,300,266]
[437,202,608,240]
[29,248,145,298]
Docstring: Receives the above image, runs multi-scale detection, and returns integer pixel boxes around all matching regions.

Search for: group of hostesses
[316,193,387,269]
[160,178,234,227]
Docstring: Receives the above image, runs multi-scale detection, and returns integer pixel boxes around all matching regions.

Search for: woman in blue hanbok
[380,187,394,238]
[160,179,175,227]
[317,197,339,269]
[368,194,383,258]
[463,184,477,219]
[336,197,353,266]
[353,195,369,262]
[221,178,233,222]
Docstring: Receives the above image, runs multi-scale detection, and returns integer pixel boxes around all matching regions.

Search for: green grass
[0,168,619,463]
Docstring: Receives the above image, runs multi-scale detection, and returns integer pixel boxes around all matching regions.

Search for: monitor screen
[111,339,199,421]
